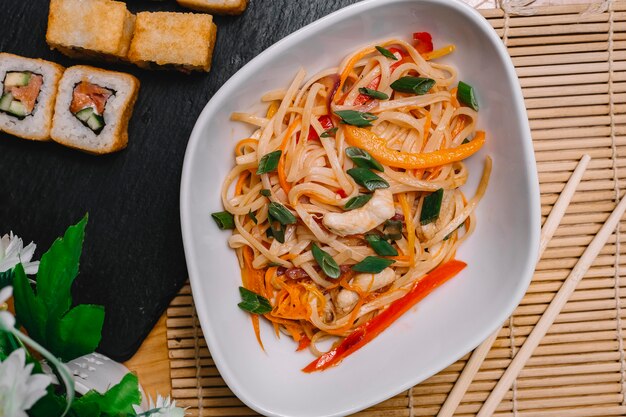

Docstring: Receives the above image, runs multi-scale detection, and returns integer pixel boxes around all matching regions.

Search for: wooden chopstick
[475,171,626,416]
[436,154,591,417]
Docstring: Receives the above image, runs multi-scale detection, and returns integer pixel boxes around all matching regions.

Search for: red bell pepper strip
[297,335,311,351]
[302,259,467,372]
[413,32,434,54]
[302,115,335,141]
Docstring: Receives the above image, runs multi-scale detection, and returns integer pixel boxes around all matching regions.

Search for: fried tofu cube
[176,0,248,15]
[127,12,217,73]
[46,0,135,61]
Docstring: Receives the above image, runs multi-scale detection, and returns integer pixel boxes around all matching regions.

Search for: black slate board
[0,0,361,361]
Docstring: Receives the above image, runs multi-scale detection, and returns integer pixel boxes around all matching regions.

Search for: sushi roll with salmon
[0,53,64,141]
[51,65,139,154]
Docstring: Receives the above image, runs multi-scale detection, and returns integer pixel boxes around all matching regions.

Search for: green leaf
[260,189,272,197]
[384,219,403,240]
[268,202,296,225]
[72,372,141,415]
[211,211,235,230]
[256,150,282,175]
[390,77,436,95]
[248,210,258,224]
[238,287,272,314]
[376,45,398,60]
[311,244,341,279]
[0,269,13,290]
[352,256,395,273]
[347,168,389,191]
[358,87,389,100]
[346,147,384,172]
[13,263,47,345]
[420,188,444,225]
[37,215,87,319]
[365,234,399,256]
[344,194,373,210]
[320,127,338,138]
[457,81,479,111]
[28,387,67,417]
[47,304,105,362]
[334,110,378,127]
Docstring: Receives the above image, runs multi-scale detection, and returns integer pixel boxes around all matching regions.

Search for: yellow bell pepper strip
[343,125,485,170]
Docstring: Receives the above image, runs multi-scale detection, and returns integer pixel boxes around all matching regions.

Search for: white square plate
[180,0,540,415]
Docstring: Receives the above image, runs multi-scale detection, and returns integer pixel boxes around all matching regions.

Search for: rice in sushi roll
[51,65,139,154]
[0,53,64,141]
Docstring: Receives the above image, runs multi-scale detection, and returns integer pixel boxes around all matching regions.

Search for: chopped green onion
[268,202,297,225]
[358,87,389,100]
[266,222,286,243]
[420,188,444,225]
[311,243,341,279]
[365,234,398,256]
[352,256,395,273]
[238,287,272,314]
[344,194,373,210]
[334,110,378,127]
[390,77,435,95]
[457,81,479,111]
[257,150,282,175]
[248,210,258,224]
[211,211,235,230]
[347,168,389,191]
[384,219,403,240]
[320,127,338,138]
[260,189,272,197]
[376,46,398,61]
[346,147,384,172]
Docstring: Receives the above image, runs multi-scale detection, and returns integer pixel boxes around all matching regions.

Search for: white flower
[0,286,15,329]
[0,349,52,417]
[0,233,39,275]
[134,394,187,417]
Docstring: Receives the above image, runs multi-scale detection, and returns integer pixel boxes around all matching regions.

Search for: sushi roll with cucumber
[51,65,139,154]
[0,53,64,141]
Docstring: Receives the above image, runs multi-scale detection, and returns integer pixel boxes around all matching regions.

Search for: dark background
[0,0,360,361]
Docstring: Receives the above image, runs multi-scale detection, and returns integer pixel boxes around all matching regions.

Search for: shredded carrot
[266,101,280,118]
[334,47,376,103]
[264,267,278,300]
[398,194,415,267]
[451,115,467,140]
[423,44,456,61]
[325,298,366,336]
[235,171,249,196]
[277,119,301,195]
[235,138,258,157]
[242,246,266,349]
[423,112,432,144]
[389,255,410,262]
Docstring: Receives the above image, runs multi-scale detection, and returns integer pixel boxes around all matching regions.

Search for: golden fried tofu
[46,0,135,61]
[176,0,248,15]
[127,12,217,72]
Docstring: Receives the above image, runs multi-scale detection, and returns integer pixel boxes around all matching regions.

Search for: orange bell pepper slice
[343,125,485,170]
[302,259,467,372]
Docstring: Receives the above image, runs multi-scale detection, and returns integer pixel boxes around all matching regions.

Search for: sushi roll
[176,0,248,15]
[127,12,217,72]
[51,65,139,154]
[0,53,64,141]
[46,0,135,61]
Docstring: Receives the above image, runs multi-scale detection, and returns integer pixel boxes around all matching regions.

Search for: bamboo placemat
[166,2,626,415]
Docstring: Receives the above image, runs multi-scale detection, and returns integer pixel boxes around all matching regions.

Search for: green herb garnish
[376,45,398,60]
[344,194,373,210]
[420,188,444,225]
[212,211,235,230]
[462,138,470,144]
[311,243,341,279]
[257,150,282,175]
[320,127,338,138]
[334,110,378,127]
[238,287,272,314]
[268,202,296,225]
[358,87,389,100]
[390,76,436,95]
[384,219,403,240]
[347,168,389,191]
[457,81,479,111]
[352,256,395,273]
[365,234,399,256]
[260,189,272,197]
[346,147,384,172]
[248,210,258,224]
